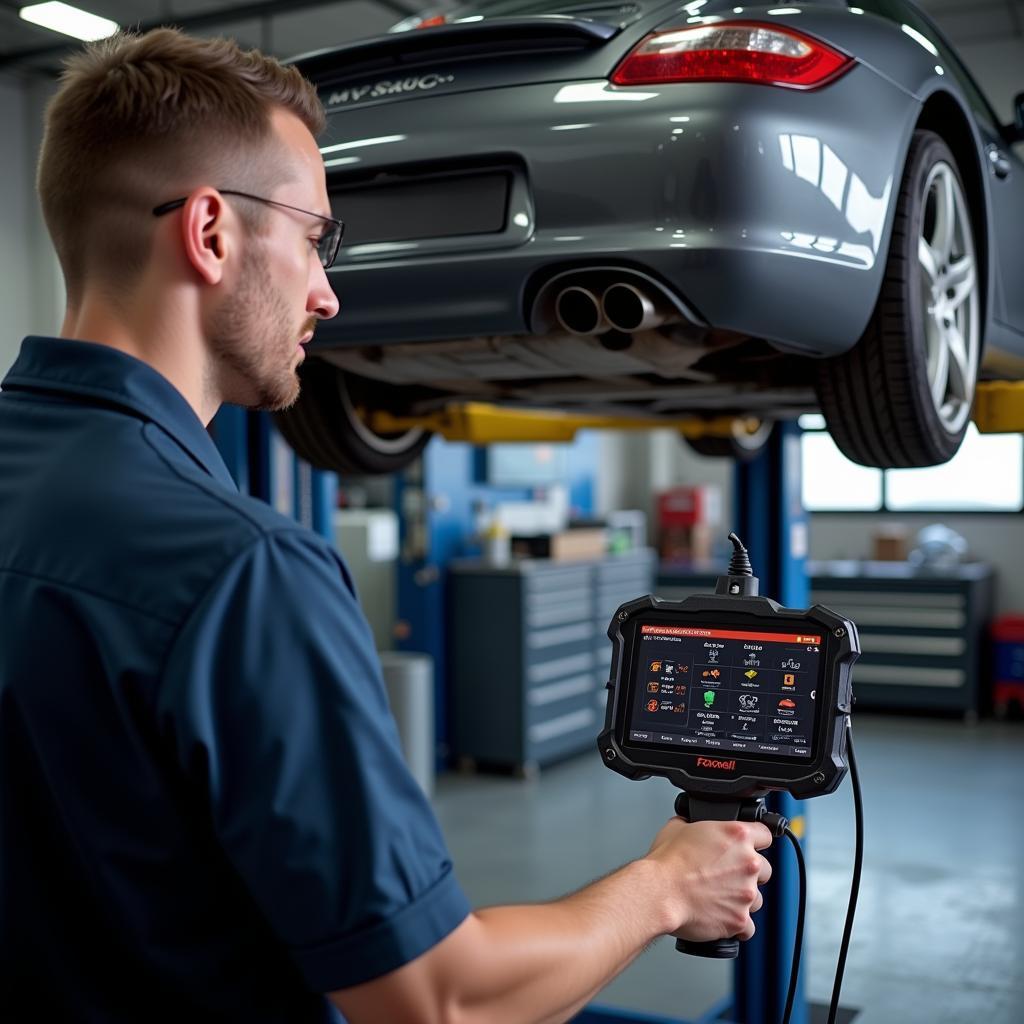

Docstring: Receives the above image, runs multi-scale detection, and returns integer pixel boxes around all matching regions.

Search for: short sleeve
[158,529,469,992]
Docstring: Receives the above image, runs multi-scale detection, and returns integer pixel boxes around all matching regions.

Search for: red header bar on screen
[641,625,821,644]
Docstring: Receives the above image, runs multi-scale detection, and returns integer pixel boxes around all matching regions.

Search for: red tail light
[611,21,853,89]
[416,14,449,29]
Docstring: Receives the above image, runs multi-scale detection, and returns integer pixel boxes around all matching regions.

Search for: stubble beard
[209,244,304,413]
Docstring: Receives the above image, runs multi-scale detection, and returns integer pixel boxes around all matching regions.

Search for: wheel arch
[913,89,993,346]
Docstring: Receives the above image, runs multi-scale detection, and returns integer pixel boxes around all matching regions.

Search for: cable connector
[760,810,789,837]
[715,532,760,597]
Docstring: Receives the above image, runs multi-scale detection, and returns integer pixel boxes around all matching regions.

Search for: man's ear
[179,188,233,286]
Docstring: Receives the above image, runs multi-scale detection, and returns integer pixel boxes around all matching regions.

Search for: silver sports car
[276,0,1024,474]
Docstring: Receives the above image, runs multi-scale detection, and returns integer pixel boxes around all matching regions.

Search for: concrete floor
[431,713,1024,1024]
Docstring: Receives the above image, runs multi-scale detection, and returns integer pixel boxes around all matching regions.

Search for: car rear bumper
[316,63,916,357]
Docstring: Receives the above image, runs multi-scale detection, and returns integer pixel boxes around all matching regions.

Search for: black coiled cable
[780,718,862,1024]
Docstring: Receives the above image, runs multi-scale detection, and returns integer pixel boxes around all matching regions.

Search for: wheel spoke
[946,323,973,403]
[938,168,957,263]
[918,235,939,284]
[930,324,950,410]
[946,254,976,312]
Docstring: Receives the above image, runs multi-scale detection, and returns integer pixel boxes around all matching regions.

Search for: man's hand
[643,816,773,943]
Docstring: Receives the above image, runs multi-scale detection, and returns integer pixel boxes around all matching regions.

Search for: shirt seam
[142,422,285,535]
[155,528,334,695]
[0,564,180,627]
[3,373,185,435]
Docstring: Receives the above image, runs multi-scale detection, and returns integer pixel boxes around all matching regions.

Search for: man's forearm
[331,857,680,1024]
[455,857,678,1024]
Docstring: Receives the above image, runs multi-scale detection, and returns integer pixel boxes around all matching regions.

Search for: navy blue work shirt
[0,337,469,1022]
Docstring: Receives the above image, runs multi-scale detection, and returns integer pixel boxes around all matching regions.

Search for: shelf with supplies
[656,560,995,718]
[449,549,656,775]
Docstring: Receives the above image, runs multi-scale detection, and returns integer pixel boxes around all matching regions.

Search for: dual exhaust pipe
[555,282,674,336]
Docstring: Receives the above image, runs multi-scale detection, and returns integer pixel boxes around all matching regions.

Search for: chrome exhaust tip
[601,282,667,333]
[555,285,606,336]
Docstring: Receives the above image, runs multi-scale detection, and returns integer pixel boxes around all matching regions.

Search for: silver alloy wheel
[337,375,426,456]
[917,162,979,434]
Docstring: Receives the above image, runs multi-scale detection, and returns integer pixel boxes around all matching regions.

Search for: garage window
[800,415,1024,512]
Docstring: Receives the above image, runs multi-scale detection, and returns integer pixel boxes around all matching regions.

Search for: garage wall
[956,40,1024,123]
[0,75,63,375]
[0,78,33,373]
[808,513,1024,616]
[605,441,1024,618]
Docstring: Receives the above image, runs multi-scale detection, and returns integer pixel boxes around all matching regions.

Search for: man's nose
[310,265,340,321]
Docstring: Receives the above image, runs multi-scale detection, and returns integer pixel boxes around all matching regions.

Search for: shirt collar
[2,336,237,490]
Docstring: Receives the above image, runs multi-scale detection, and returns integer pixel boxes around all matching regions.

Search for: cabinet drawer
[524,585,591,613]
[526,621,594,650]
[527,651,595,684]
[527,704,597,743]
[526,673,595,708]
[523,568,591,594]
[854,664,966,688]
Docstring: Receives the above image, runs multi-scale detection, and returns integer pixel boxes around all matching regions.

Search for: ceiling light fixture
[19,2,118,42]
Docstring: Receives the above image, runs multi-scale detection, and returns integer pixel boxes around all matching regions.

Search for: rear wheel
[817,130,981,468]
[683,419,774,461]
[274,359,430,475]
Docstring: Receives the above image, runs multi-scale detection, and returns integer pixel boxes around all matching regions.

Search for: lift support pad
[972,381,1024,434]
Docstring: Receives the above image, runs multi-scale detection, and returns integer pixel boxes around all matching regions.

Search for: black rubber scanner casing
[597,593,860,800]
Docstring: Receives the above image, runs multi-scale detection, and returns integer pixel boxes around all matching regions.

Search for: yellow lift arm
[371,380,1024,444]
[370,403,762,445]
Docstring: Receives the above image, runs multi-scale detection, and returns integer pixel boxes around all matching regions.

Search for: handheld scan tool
[598,534,864,1024]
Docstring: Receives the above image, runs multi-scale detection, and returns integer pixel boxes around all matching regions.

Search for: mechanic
[0,29,772,1023]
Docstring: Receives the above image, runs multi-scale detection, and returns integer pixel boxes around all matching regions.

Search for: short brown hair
[37,28,325,306]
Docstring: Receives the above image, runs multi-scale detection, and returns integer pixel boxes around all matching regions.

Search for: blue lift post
[730,420,810,1024]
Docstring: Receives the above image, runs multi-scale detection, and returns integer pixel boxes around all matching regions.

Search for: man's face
[208,108,339,411]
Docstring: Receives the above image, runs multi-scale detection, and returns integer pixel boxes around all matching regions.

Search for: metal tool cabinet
[449,550,656,774]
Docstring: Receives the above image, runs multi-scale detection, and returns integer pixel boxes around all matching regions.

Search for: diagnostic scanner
[598,533,860,969]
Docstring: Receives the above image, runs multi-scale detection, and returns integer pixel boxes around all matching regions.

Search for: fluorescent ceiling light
[20,2,118,41]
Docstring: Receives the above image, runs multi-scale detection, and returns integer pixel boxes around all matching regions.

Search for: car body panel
[290,0,1024,417]
[311,58,913,357]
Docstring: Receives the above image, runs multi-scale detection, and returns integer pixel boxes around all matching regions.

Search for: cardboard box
[659,523,715,563]
[512,528,608,562]
[872,524,909,562]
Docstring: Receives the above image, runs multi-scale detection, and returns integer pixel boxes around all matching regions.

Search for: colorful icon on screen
[649,661,662,673]
[647,699,659,712]
[784,673,796,686]
[744,670,758,680]
[648,682,659,693]
[703,691,716,707]
[778,698,797,710]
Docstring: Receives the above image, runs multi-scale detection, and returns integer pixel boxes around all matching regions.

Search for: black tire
[683,420,774,461]
[816,130,982,468]
[274,359,430,475]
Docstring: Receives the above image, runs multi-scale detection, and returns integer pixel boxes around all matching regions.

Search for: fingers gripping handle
[672,792,787,960]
